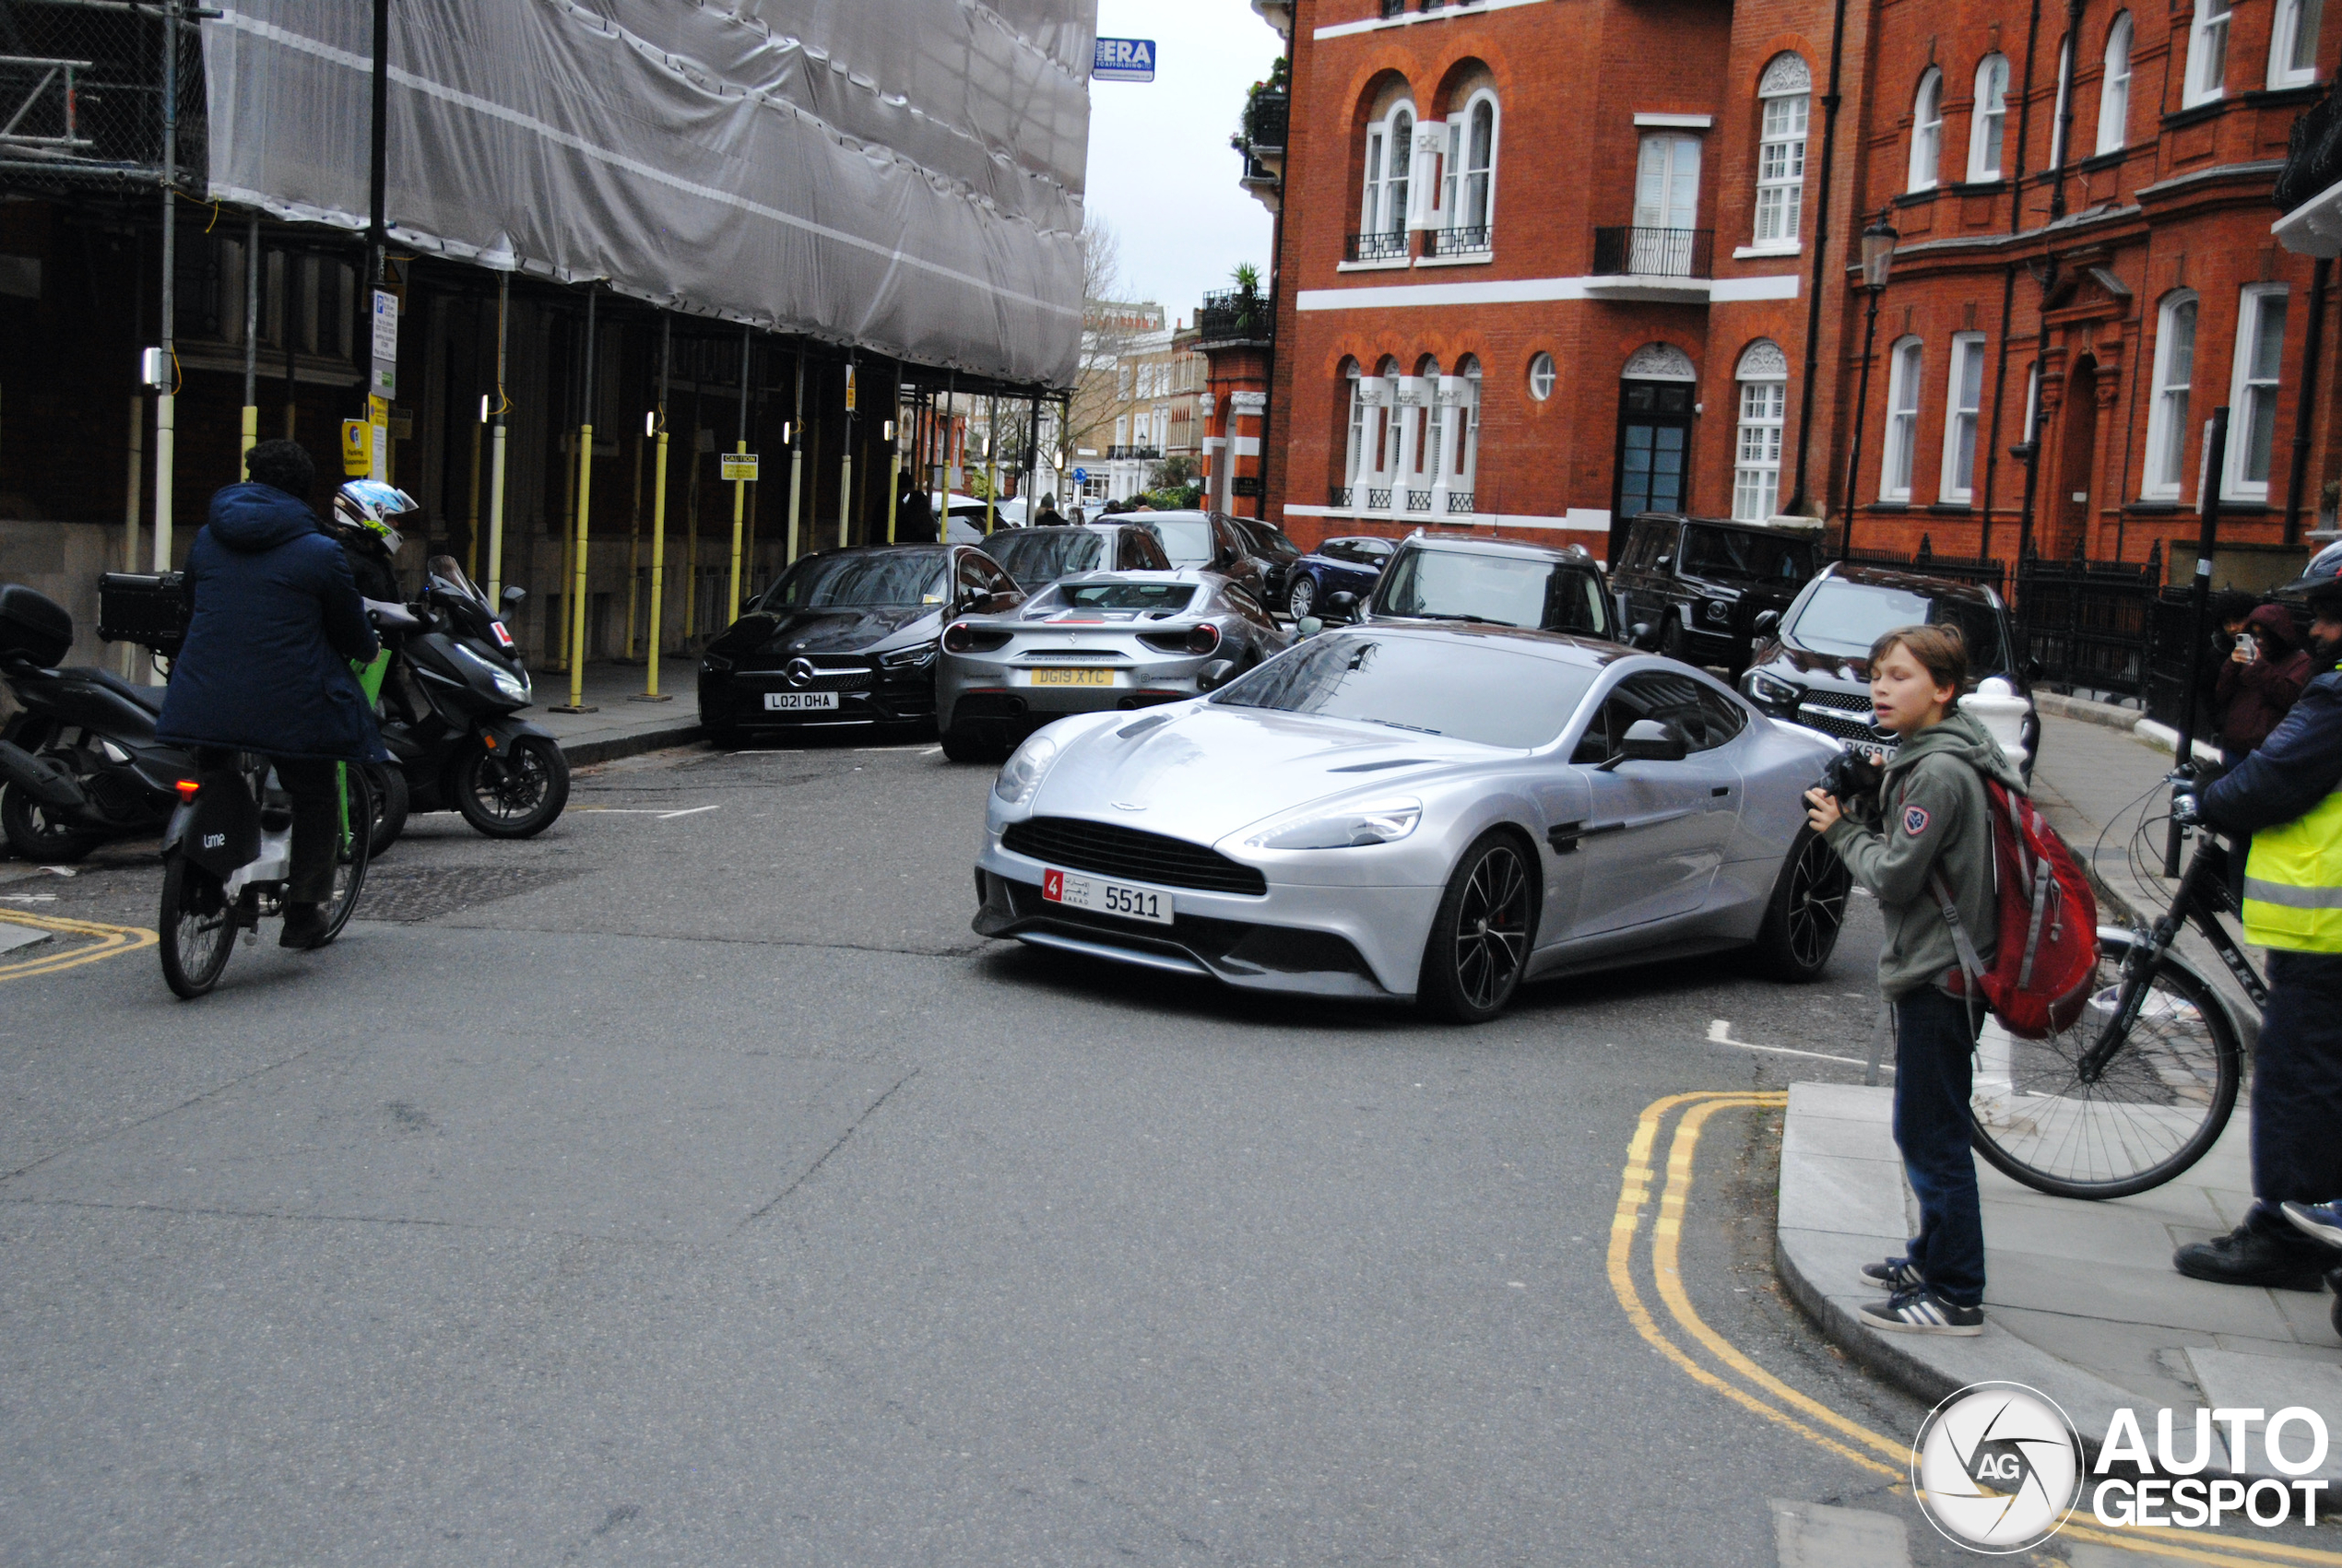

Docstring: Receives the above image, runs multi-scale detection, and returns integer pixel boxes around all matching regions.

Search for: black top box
[98,572,188,656]
[0,583,72,667]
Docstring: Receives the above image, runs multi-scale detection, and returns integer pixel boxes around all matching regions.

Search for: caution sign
[844,363,858,414]
[720,453,760,482]
[342,419,371,477]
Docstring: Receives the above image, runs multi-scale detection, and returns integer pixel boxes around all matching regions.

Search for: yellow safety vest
[2243,791,2342,951]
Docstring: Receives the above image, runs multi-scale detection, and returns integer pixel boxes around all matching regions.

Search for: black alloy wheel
[1286,574,1317,620]
[1751,827,1851,982]
[454,735,570,839]
[158,853,235,999]
[1,780,98,863]
[1420,830,1536,1023]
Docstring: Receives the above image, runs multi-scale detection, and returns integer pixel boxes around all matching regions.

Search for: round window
[1528,351,1556,401]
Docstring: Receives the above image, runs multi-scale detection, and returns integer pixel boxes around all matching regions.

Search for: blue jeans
[1893,986,1987,1307]
[2248,949,2342,1233]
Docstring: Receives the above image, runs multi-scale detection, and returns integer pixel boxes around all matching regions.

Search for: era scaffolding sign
[1093,38,1155,83]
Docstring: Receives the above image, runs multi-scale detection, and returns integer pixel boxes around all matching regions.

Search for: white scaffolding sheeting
[201,0,1094,386]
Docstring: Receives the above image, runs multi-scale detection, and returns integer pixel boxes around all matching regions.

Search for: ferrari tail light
[1186,622,1221,656]
[943,621,1012,654]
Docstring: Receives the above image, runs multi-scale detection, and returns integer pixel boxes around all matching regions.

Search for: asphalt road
[0,739,2100,1564]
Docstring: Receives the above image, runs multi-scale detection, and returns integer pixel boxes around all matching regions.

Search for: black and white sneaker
[1857,1257,1924,1291]
[1858,1285,1983,1336]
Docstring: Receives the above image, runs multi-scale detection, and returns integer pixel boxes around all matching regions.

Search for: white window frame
[2098,14,2134,155]
[1910,69,1944,192]
[2143,290,2200,500]
[2185,0,2232,106]
[1373,357,1403,478]
[1940,332,1988,503]
[1969,54,2010,181]
[1343,362,1366,489]
[1528,351,1556,401]
[2271,0,2324,88]
[1456,92,1498,234]
[1361,101,1416,241]
[1754,54,1811,251]
[2226,284,2291,501]
[2048,37,2074,170]
[1455,358,1484,492]
[1882,336,1924,502]
[1732,341,1789,522]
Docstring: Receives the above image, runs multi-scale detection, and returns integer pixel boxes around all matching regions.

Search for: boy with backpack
[1804,624,2031,1336]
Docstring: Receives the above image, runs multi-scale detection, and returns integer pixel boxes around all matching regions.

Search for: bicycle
[158,754,372,999]
[1965,772,2252,1200]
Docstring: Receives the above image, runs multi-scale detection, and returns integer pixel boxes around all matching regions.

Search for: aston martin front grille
[1001,817,1268,896]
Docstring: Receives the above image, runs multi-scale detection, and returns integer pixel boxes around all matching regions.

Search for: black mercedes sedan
[697,544,1023,747]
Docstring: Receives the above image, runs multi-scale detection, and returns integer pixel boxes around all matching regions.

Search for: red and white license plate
[1041,867,1174,925]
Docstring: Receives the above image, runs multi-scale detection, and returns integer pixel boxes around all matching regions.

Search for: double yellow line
[1608,1090,2342,1567]
[0,907,154,984]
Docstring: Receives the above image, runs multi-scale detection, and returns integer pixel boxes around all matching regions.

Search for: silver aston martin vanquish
[937,571,1291,762]
[973,623,1851,1021]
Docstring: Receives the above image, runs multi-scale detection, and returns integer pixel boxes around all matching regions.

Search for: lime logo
[1912,1381,2083,1552]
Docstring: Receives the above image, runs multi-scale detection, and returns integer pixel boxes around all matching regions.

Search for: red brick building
[1248,0,2339,580]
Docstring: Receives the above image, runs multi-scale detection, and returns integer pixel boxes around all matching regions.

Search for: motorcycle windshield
[428,555,488,607]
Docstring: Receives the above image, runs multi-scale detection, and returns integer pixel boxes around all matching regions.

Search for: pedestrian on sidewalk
[2182,580,2342,1291]
[2214,602,2312,766]
[1805,625,2026,1336]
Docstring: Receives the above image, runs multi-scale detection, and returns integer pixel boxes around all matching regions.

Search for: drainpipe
[1787,0,1852,520]
[2049,0,2085,219]
[2284,256,2331,545]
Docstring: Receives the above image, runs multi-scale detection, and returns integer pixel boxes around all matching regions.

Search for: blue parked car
[1283,534,1395,619]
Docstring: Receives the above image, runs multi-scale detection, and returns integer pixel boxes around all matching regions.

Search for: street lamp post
[1839,209,1898,562]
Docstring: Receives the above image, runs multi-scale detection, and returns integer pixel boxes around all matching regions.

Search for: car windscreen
[1679,525,1813,584]
[1053,582,1199,613]
[759,550,947,609]
[1147,518,1215,566]
[1242,522,1301,562]
[980,529,1104,587]
[1372,548,1609,637]
[1212,633,1599,749]
[1786,580,2012,673]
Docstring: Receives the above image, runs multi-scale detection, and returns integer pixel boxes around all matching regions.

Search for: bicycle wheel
[158,853,235,999]
[1967,933,2242,1199]
[316,765,373,946]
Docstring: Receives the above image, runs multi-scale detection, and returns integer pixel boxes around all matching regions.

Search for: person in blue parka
[157,439,384,949]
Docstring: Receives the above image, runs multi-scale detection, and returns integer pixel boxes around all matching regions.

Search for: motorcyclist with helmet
[156,441,386,949]
[328,479,419,605]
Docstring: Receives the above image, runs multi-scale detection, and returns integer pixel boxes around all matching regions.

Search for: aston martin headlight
[992,730,1061,806]
[1246,797,1422,850]
[1745,668,1800,709]
[880,640,940,671]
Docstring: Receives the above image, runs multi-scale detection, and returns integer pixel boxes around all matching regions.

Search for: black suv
[1739,561,2038,774]
[1350,532,1617,641]
[1610,513,1817,678]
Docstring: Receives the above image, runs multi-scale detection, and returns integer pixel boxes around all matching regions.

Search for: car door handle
[1711,786,1732,797]
[1547,819,1627,853]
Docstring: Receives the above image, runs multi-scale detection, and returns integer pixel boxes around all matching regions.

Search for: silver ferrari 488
[973,623,1851,1020]
[937,571,1291,763]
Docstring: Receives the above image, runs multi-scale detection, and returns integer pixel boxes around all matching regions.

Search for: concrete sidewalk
[1776,709,2342,1479]
[524,659,702,765]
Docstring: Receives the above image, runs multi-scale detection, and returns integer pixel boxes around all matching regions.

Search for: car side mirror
[1753,609,1780,637]
[502,585,527,607]
[2024,657,2043,682]
[1629,621,1662,651]
[1196,658,1240,692]
[1296,615,1324,637]
[1600,718,1687,770]
[1654,553,1673,572]
[1325,590,1358,619]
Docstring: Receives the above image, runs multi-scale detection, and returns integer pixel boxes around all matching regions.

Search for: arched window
[1881,336,1924,502]
[1342,359,1366,499]
[1414,356,1443,489]
[2048,37,2074,169]
[1910,69,1944,191]
[1755,53,1811,247]
[1452,356,1483,505]
[2144,291,2199,499]
[1444,93,1499,246]
[1969,54,2011,180]
[1360,100,1415,257]
[1374,355,1403,480]
[2097,15,2133,155]
[2271,0,2324,88]
[1733,340,1789,522]
[1940,332,1988,502]
[2185,0,2231,105]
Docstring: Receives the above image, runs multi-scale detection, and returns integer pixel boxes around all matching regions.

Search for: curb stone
[559,724,704,768]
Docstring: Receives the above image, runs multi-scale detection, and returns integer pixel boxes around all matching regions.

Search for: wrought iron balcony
[1346,228,1411,264]
[1330,485,1354,507]
[1198,286,1273,345]
[1242,90,1287,156]
[1446,490,1477,513]
[1591,226,1715,279]
[1427,224,1492,259]
[1106,445,1162,460]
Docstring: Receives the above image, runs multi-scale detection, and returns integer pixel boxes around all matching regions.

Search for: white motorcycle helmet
[334,479,419,554]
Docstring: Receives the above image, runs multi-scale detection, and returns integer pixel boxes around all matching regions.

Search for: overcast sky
[1082,0,1281,324]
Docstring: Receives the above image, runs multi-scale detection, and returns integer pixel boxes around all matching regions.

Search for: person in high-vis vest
[2185,578,2342,1290]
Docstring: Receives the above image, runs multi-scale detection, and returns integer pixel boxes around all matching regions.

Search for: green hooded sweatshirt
[1820,710,2029,1000]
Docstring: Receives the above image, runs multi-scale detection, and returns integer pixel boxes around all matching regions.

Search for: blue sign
[1072,466,1089,484]
[1093,37,1155,83]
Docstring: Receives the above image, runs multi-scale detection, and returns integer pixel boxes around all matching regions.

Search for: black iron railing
[1446,490,1477,513]
[1366,488,1394,510]
[1106,445,1161,460]
[1346,229,1411,264]
[1591,226,1716,278]
[1330,485,1354,507]
[1429,224,1492,258]
[2278,74,2342,211]
[1406,490,1433,513]
[1198,286,1272,344]
[1243,90,1288,154]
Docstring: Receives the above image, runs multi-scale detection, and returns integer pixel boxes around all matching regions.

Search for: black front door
[1615,380,1694,525]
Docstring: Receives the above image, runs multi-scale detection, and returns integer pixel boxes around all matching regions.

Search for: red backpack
[1931,777,2100,1039]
